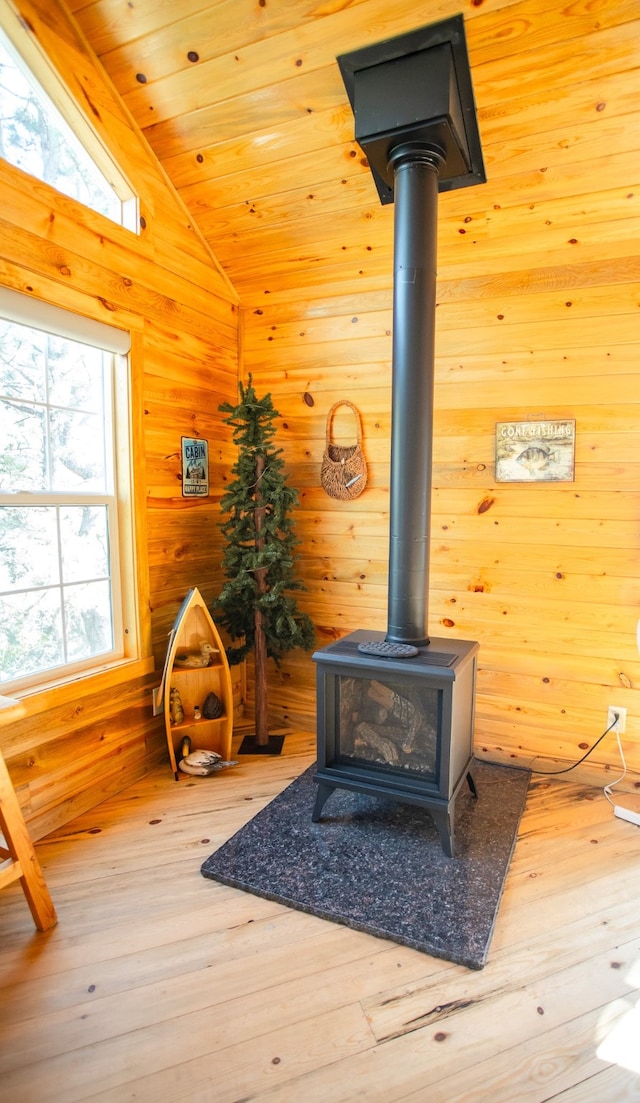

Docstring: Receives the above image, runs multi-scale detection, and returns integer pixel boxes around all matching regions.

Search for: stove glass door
[335,673,440,781]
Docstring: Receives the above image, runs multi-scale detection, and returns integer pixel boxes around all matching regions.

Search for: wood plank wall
[236,6,640,788]
[57,1,639,791]
[0,0,239,838]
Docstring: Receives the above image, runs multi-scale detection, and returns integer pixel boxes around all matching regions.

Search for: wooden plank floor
[1,731,640,1103]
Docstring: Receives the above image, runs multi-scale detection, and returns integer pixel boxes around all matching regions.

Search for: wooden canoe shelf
[160,588,233,779]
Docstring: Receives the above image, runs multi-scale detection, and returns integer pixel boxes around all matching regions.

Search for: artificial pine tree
[215,377,315,748]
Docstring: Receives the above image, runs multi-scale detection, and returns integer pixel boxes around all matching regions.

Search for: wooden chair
[0,696,57,931]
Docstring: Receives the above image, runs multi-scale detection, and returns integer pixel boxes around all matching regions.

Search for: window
[0,289,134,691]
[0,6,137,230]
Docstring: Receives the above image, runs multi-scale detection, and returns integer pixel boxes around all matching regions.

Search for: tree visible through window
[0,20,136,228]
[0,318,123,688]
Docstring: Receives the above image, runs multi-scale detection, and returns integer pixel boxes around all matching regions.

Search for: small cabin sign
[495,420,575,483]
[181,436,209,496]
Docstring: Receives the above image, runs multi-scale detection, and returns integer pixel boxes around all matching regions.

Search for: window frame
[0,287,141,695]
[0,0,139,232]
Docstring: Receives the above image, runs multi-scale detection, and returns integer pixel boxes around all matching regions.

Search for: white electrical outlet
[607,705,627,734]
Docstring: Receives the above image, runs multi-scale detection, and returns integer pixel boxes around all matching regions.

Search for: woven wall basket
[320,400,368,501]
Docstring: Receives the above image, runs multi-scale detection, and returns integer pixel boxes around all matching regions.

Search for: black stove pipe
[386,143,443,646]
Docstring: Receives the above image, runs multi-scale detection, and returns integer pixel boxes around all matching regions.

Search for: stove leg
[430,806,455,858]
[312,781,334,822]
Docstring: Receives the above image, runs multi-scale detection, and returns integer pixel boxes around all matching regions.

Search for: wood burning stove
[312,16,486,857]
[313,631,478,857]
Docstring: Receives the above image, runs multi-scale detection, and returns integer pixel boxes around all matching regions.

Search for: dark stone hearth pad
[201,760,530,970]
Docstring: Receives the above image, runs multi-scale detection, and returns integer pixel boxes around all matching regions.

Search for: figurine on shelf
[173,640,219,669]
[169,686,184,725]
[193,704,202,720]
[178,749,239,776]
[202,691,223,719]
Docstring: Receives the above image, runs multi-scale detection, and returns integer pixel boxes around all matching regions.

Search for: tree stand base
[237,735,285,756]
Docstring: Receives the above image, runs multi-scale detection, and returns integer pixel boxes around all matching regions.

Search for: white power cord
[604,726,640,826]
[603,726,627,807]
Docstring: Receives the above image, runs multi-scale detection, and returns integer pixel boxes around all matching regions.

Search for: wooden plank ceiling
[63,0,640,305]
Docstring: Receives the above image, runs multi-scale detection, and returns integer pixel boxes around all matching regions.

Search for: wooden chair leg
[0,750,57,932]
